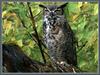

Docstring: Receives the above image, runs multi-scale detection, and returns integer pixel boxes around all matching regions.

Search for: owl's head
[39,3,68,25]
[39,3,68,16]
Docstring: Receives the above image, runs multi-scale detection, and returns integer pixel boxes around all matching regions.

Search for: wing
[64,21,77,66]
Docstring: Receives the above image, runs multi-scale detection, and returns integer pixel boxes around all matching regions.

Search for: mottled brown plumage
[39,3,77,66]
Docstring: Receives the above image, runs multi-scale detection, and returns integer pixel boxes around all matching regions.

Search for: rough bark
[3,43,81,73]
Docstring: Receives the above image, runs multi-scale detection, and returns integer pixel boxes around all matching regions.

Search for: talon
[60,61,70,67]
[72,68,76,73]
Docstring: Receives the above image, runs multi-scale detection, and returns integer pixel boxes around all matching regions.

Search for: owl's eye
[44,9,50,15]
[45,9,49,12]
[55,9,62,15]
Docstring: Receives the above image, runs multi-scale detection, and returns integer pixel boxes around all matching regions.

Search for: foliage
[2,2,98,72]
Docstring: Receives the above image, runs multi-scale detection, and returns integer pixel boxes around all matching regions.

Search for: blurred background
[2,2,98,72]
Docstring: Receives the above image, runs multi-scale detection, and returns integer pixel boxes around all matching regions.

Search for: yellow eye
[55,9,62,15]
[44,9,49,15]
[45,9,49,12]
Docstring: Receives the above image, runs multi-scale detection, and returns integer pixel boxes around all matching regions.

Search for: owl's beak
[49,12,55,17]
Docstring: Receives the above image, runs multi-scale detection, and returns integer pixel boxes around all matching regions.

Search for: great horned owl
[39,3,77,66]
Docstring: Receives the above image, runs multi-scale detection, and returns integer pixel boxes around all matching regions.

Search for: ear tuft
[58,3,68,8]
[39,4,47,8]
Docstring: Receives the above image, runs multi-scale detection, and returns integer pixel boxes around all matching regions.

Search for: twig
[17,12,50,60]
[27,2,46,64]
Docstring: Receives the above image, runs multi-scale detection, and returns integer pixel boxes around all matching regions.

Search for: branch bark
[3,43,82,72]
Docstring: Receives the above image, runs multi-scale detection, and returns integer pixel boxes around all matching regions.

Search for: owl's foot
[58,61,70,67]
[56,61,76,73]
[50,58,77,72]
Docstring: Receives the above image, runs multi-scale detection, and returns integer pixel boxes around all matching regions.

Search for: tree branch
[3,43,82,72]
[27,2,46,64]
